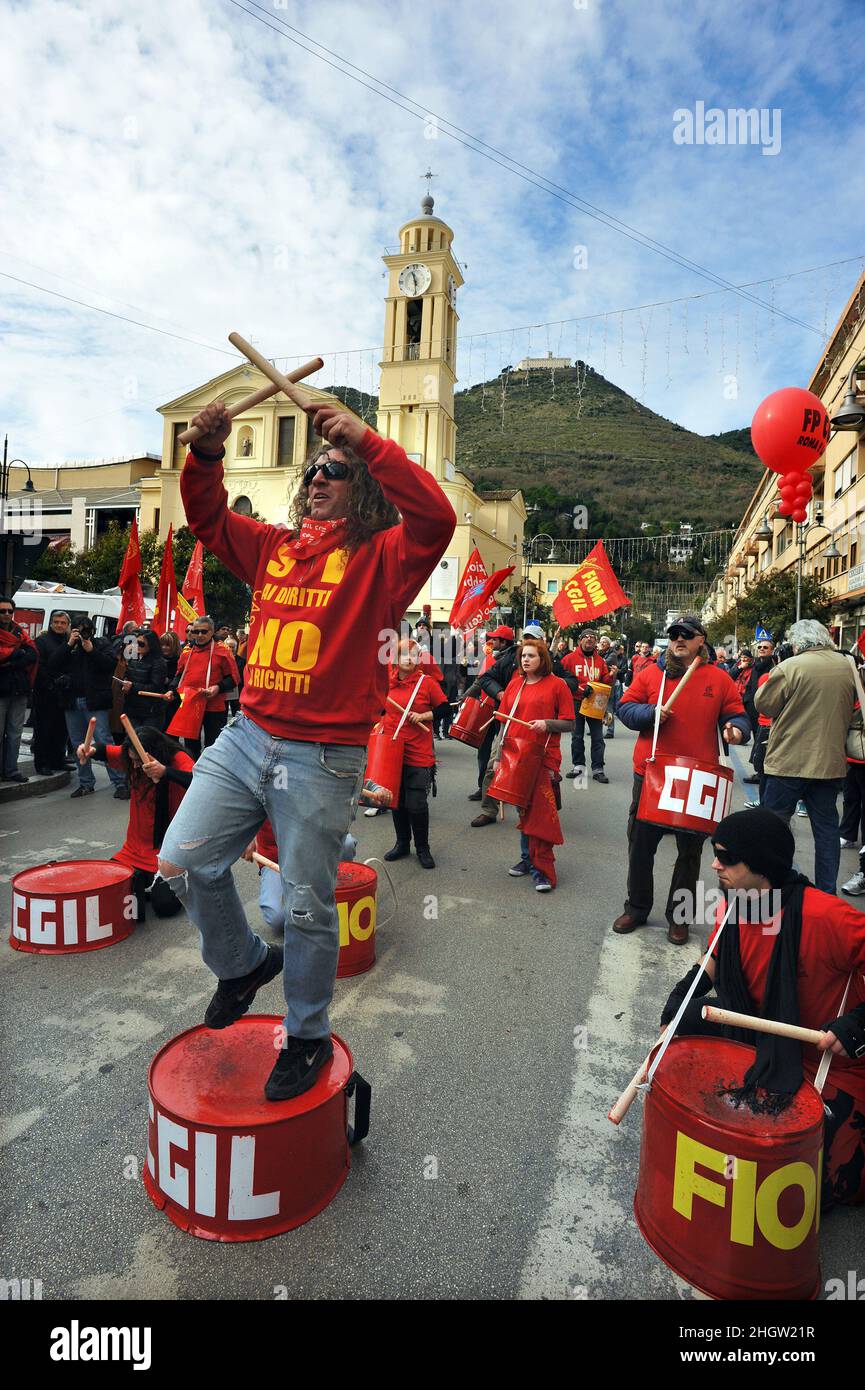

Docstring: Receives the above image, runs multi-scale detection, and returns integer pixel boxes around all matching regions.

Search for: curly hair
[288,441,400,553]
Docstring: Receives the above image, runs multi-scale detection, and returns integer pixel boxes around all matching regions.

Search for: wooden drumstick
[702,1005,825,1046]
[494,710,538,731]
[227,334,318,412]
[137,691,171,699]
[82,717,97,755]
[661,653,700,714]
[608,1028,673,1125]
[178,355,324,444]
[120,714,149,763]
[252,851,280,872]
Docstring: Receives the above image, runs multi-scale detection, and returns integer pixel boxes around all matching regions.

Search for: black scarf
[715,870,809,1112]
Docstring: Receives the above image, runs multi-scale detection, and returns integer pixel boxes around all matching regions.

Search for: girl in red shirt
[496,639,575,891]
[381,639,448,869]
[79,726,195,921]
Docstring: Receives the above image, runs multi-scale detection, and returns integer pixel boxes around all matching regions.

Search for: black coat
[34,627,71,699]
[124,632,168,722]
[46,636,117,711]
[0,622,37,698]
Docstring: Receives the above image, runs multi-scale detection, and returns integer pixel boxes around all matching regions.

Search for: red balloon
[778,499,793,516]
[792,507,808,522]
[751,387,830,474]
[795,479,813,497]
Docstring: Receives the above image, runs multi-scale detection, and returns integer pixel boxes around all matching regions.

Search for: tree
[31,520,253,628]
[706,569,833,647]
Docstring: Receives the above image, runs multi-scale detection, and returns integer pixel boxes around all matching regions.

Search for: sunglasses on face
[189,628,211,636]
[0,609,14,616]
[303,458,352,487]
[712,846,741,866]
[668,627,698,641]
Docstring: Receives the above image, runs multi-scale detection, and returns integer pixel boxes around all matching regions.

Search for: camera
[79,620,94,640]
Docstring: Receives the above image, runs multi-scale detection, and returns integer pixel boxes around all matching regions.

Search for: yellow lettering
[282,587,297,606]
[265,543,296,579]
[672,1131,727,1221]
[275,621,321,673]
[350,895,376,942]
[729,1157,758,1246]
[263,669,276,690]
[321,547,349,585]
[755,1160,818,1251]
[262,583,278,602]
[321,592,331,607]
[337,900,349,947]
[248,619,280,668]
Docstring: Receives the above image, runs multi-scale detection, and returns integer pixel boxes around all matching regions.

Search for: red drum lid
[336,861,377,892]
[654,1038,825,1138]
[148,1018,353,1126]
[12,859,132,893]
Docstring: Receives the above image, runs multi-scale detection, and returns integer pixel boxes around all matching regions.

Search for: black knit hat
[712,809,795,888]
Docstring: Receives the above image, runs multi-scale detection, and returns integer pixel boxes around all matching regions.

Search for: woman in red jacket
[382,638,448,869]
[497,638,575,891]
[79,725,195,921]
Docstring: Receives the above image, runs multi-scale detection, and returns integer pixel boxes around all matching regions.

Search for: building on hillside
[708,269,865,647]
[515,352,572,371]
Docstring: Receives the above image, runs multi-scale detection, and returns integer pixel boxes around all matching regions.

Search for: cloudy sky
[2,0,863,465]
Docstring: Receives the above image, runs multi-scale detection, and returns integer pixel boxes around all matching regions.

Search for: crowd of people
[4,397,863,1208]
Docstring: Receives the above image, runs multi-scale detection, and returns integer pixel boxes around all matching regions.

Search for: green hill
[328,365,761,538]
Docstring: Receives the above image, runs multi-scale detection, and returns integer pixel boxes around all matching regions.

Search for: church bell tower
[377,185,463,483]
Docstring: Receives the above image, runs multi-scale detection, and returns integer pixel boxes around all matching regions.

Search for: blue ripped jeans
[158,713,365,1039]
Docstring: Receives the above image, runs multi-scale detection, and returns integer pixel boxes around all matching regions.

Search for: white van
[11,581,155,639]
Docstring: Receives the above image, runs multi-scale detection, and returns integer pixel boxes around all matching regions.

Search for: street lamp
[830,361,865,432]
[1,436,36,594]
[522,532,558,630]
[795,509,838,621]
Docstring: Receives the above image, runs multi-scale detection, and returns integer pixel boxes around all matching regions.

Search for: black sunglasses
[303,458,352,487]
[712,846,741,866]
[668,626,699,641]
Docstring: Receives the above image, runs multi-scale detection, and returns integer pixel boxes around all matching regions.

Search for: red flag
[448,547,489,627]
[552,541,631,629]
[116,518,146,630]
[857,628,865,659]
[181,540,206,636]
[451,565,515,632]
[151,526,178,637]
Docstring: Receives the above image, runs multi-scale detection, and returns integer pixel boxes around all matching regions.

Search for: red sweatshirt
[382,669,447,767]
[562,649,610,693]
[174,641,240,713]
[105,746,195,873]
[181,430,455,745]
[710,888,865,1107]
[620,659,745,777]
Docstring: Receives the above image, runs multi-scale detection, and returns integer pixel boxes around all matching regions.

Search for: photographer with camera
[47,617,129,799]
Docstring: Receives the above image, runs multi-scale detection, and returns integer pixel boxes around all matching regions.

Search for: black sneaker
[508,860,531,877]
[204,944,284,1029]
[3,772,28,784]
[416,846,435,869]
[70,785,94,798]
[265,1034,334,1101]
[592,771,609,784]
[467,789,482,801]
[113,785,131,799]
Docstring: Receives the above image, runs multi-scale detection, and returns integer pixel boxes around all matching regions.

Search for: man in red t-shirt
[157,401,455,1102]
[615,615,749,945]
[165,615,240,751]
[562,628,610,782]
[660,808,865,1208]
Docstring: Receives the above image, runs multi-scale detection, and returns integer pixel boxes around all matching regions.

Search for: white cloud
[0,0,862,469]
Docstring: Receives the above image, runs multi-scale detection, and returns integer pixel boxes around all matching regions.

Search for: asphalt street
[1,726,862,1301]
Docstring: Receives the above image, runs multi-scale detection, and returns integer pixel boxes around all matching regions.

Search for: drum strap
[814,972,853,1095]
[645,899,736,1088]
[393,674,425,740]
[500,679,527,745]
[647,672,666,762]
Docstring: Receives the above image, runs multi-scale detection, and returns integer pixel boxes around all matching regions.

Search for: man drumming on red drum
[157,401,455,1101]
[661,808,865,1208]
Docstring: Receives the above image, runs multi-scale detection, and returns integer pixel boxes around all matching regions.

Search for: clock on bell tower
[377,190,463,484]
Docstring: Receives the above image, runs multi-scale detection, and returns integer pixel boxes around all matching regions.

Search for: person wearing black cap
[660,808,865,1208]
[614,614,749,944]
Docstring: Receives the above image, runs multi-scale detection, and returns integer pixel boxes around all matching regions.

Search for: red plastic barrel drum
[365,723,404,803]
[335,860,377,978]
[9,860,134,954]
[448,693,494,749]
[638,755,734,834]
[488,733,546,808]
[143,1018,356,1241]
[634,1037,824,1300]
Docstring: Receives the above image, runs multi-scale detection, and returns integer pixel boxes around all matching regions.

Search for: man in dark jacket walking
[0,598,37,783]
[49,620,129,798]
[33,610,75,774]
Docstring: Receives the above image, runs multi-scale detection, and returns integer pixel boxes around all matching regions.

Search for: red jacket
[174,641,239,713]
[562,649,610,694]
[105,746,194,872]
[711,888,865,1107]
[619,658,747,777]
[181,430,455,745]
